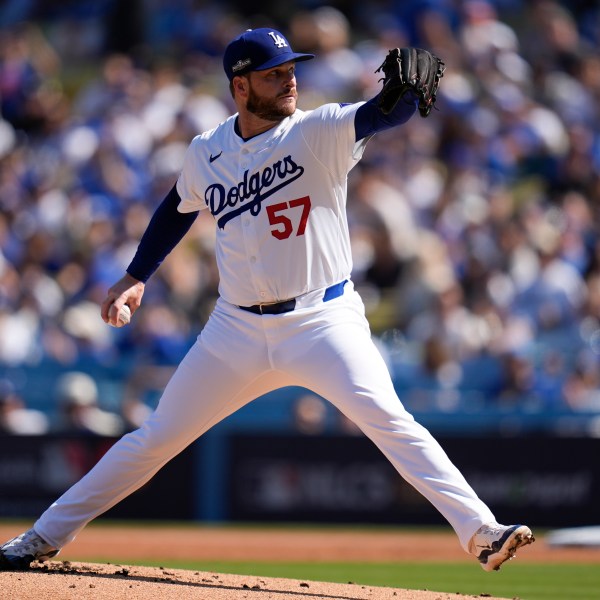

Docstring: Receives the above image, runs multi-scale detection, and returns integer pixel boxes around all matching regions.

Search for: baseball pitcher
[1,28,533,573]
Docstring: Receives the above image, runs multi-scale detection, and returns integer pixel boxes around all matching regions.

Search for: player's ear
[232,75,249,98]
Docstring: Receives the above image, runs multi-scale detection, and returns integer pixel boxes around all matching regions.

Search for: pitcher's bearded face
[245,63,298,121]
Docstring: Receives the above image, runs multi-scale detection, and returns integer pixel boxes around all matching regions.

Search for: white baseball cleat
[469,523,535,571]
[0,528,59,570]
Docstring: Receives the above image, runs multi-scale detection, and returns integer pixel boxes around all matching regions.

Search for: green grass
[114,559,600,600]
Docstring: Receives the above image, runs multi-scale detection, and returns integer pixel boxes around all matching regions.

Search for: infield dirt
[1,523,598,599]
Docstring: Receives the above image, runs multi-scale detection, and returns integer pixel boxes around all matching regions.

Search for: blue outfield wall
[0,428,598,529]
[224,433,599,528]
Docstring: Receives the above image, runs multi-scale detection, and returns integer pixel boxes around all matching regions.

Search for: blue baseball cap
[223,28,314,81]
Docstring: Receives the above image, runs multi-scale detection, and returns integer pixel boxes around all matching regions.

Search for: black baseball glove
[375,47,445,118]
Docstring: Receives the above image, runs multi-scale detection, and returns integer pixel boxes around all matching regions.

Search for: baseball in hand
[110,304,131,328]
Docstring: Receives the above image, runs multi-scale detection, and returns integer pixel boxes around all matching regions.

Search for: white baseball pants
[35,282,495,551]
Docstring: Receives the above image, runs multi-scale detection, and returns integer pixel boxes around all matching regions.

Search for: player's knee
[118,422,176,459]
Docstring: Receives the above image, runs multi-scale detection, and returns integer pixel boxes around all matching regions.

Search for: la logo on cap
[223,28,314,81]
[268,32,288,49]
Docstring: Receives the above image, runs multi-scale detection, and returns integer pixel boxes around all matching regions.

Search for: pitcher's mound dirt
[0,560,507,600]
[1,523,598,600]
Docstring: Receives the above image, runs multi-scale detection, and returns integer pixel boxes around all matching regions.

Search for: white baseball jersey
[176,103,368,306]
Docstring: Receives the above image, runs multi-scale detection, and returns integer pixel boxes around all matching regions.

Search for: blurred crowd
[1,0,600,434]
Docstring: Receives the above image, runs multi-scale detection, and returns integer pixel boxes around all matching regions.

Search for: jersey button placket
[244,219,269,300]
[238,146,268,300]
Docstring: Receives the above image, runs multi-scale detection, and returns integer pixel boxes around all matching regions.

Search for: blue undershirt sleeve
[354,90,418,141]
[126,184,199,283]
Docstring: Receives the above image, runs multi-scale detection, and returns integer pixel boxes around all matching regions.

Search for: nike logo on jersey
[209,151,223,163]
[204,155,305,229]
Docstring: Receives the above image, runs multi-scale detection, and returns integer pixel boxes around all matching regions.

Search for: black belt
[239,280,347,315]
